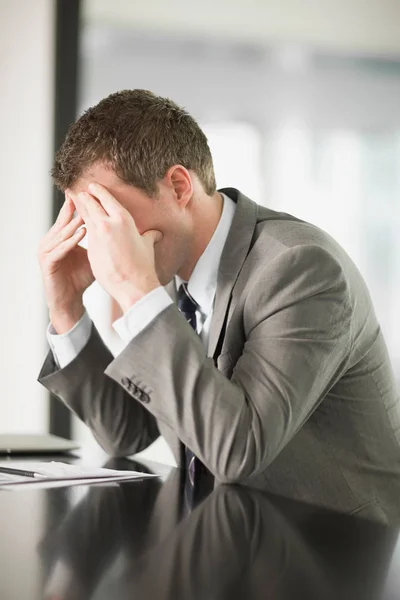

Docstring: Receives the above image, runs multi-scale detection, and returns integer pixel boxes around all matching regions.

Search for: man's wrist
[113,286,174,343]
[49,302,85,335]
[115,279,162,313]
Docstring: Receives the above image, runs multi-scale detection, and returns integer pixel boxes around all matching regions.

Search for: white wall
[0,0,54,432]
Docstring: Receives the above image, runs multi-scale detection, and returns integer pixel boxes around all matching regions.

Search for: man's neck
[177,191,224,281]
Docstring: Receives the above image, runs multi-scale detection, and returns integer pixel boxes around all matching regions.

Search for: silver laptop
[0,434,80,455]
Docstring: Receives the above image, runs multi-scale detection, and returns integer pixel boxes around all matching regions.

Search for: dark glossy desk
[0,455,399,600]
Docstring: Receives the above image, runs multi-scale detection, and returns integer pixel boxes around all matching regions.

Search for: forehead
[69,164,154,213]
[70,163,122,194]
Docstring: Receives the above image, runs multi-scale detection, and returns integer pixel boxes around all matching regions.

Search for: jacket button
[138,391,150,404]
[121,377,132,389]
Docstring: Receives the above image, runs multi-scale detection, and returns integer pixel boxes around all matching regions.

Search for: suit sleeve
[38,323,160,457]
[103,244,352,481]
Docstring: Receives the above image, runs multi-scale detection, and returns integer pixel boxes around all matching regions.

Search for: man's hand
[38,194,95,334]
[69,183,162,312]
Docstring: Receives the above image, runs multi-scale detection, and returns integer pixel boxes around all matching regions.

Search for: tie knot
[178,284,198,315]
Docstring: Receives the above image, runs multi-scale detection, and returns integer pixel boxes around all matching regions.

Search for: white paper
[0,461,158,490]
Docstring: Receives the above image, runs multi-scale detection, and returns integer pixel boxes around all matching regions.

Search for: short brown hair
[52,89,217,196]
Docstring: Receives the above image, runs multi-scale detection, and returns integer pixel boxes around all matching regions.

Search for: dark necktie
[177,284,213,511]
[178,283,198,333]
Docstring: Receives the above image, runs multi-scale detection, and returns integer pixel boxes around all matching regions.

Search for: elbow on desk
[208,444,267,485]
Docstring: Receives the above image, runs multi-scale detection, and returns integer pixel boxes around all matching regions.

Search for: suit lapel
[207,188,258,359]
[164,190,258,360]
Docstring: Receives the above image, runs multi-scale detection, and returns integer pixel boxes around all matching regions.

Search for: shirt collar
[175,192,236,316]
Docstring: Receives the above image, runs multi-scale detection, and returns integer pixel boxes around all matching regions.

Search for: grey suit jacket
[38,188,400,524]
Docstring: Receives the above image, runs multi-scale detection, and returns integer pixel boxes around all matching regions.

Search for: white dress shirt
[47,193,236,368]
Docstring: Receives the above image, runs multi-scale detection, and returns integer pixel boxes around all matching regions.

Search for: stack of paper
[0,461,158,490]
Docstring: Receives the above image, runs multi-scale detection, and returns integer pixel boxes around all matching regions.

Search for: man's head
[52,90,221,284]
[52,89,216,197]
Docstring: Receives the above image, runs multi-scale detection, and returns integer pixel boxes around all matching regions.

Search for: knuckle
[98,219,111,234]
[113,210,125,224]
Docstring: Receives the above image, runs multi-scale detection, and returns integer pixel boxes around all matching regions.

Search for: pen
[0,466,46,478]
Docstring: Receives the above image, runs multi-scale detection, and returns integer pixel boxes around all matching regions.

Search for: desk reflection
[40,463,399,600]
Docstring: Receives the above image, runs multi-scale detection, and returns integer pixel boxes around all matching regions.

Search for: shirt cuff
[113,286,173,344]
[47,309,93,370]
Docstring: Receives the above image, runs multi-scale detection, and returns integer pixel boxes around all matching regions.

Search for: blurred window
[202,122,264,204]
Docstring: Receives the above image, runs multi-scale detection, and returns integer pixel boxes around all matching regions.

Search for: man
[38,89,400,523]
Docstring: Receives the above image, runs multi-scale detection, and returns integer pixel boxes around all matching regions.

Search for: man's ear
[165,165,193,208]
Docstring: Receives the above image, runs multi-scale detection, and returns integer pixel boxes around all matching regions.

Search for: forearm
[38,323,160,457]
[106,306,258,480]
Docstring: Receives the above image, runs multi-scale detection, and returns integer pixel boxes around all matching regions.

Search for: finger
[53,195,75,231]
[47,226,87,263]
[68,190,91,223]
[44,214,84,253]
[70,190,106,226]
[88,182,126,218]
[77,191,108,223]
[142,230,163,245]
[42,214,84,253]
